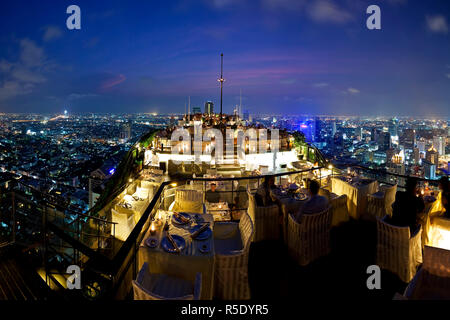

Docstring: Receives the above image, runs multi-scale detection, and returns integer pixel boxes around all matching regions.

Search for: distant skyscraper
[417,138,426,153]
[331,121,336,137]
[356,127,363,141]
[389,117,398,138]
[426,147,439,165]
[314,118,323,142]
[377,132,391,151]
[401,129,416,149]
[433,136,446,156]
[413,147,420,165]
[192,106,201,114]
[243,109,250,121]
[205,101,214,115]
[371,128,379,142]
[299,122,314,142]
[120,122,131,140]
[422,159,436,179]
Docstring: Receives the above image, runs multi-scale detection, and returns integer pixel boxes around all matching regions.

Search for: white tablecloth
[205,202,231,221]
[331,177,378,220]
[138,211,215,299]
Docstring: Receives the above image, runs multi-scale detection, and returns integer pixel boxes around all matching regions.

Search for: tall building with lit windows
[205,101,214,115]
[433,135,446,156]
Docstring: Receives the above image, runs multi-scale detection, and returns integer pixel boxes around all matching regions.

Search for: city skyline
[0,1,450,116]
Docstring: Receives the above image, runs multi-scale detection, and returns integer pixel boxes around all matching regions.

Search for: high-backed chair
[132,262,202,300]
[368,184,397,219]
[111,208,135,241]
[376,216,422,283]
[403,246,450,299]
[169,189,205,214]
[213,212,254,300]
[134,186,151,201]
[330,194,349,227]
[247,189,279,242]
[259,165,269,175]
[287,206,331,266]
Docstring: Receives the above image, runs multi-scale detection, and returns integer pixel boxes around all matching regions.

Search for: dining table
[205,201,232,222]
[271,187,310,244]
[138,210,215,300]
[331,176,378,220]
[116,194,149,222]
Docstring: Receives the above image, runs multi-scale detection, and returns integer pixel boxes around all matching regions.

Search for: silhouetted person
[389,177,424,233]
[295,180,329,222]
[255,176,277,206]
[205,183,221,203]
[438,176,450,218]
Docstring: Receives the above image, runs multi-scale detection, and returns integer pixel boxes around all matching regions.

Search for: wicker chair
[170,189,205,214]
[403,246,450,299]
[111,208,135,241]
[367,184,397,219]
[247,189,279,242]
[376,216,423,283]
[132,262,202,300]
[214,212,254,300]
[330,194,349,227]
[287,206,332,266]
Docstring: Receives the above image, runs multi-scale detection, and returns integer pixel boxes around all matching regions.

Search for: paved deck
[0,246,55,300]
[248,219,408,300]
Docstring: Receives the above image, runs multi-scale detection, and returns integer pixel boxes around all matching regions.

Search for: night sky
[0,0,449,117]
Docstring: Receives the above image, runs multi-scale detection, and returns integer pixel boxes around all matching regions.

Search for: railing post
[97,220,100,250]
[231,180,234,218]
[12,192,16,244]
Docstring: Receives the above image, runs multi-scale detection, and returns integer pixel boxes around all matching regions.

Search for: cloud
[68,93,99,100]
[280,78,296,85]
[347,87,360,94]
[43,26,63,42]
[426,15,448,34]
[307,0,353,24]
[100,74,126,90]
[446,73,450,79]
[208,0,238,8]
[385,0,407,5]
[19,39,45,67]
[313,82,329,88]
[261,0,305,11]
[0,39,48,101]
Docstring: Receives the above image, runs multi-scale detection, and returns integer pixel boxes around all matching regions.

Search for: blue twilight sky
[0,0,449,117]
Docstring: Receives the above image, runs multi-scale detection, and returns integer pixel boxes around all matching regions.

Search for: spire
[218,53,225,117]
[239,88,242,120]
[188,96,191,122]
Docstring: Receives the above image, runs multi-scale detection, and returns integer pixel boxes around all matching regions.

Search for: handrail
[109,180,170,274]
[339,164,443,185]
[187,166,325,182]
[46,221,112,268]
[10,180,113,224]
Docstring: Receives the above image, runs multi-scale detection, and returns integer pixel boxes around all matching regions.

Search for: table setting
[138,210,216,299]
[205,201,231,221]
[331,176,378,220]
[271,183,311,244]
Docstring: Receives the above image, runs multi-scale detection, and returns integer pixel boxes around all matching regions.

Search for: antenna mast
[218,53,224,117]
[239,88,242,120]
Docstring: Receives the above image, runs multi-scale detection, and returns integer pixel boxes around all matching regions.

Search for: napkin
[174,212,190,223]
[191,223,209,239]
[166,231,180,253]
